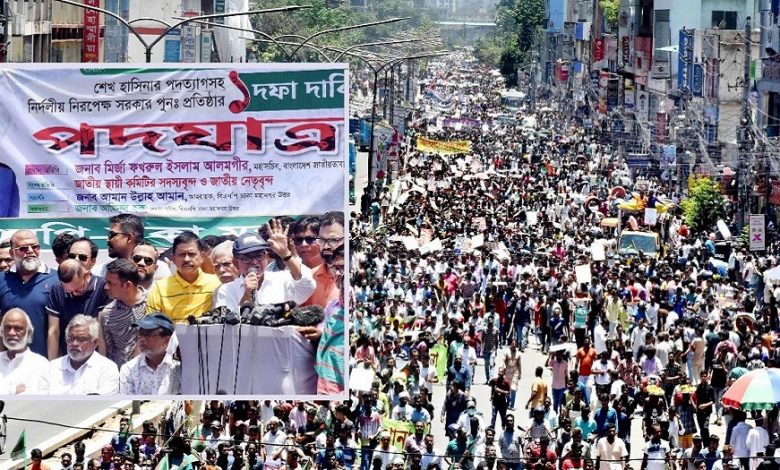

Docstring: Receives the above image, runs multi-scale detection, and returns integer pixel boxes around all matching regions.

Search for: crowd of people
[0,211,346,395]
[11,47,780,470]
[342,50,780,470]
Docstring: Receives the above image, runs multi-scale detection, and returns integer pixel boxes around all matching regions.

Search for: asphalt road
[0,400,115,461]
[428,335,728,462]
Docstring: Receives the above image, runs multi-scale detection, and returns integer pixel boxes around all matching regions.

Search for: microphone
[289,305,325,326]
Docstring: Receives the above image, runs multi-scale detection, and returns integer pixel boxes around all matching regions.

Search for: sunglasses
[68,253,91,262]
[107,231,127,240]
[238,252,268,262]
[132,255,156,266]
[13,244,40,253]
[293,236,317,246]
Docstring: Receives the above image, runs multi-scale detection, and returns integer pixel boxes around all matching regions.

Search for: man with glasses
[0,229,56,356]
[68,237,99,272]
[132,241,161,291]
[0,307,50,394]
[293,216,337,309]
[103,213,170,280]
[213,224,315,311]
[46,258,110,359]
[119,312,181,395]
[98,258,148,367]
[48,314,119,394]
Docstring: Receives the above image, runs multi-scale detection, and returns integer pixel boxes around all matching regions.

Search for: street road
[429,336,728,462]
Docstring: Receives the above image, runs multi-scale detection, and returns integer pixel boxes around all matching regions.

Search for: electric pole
[738,17,752,231]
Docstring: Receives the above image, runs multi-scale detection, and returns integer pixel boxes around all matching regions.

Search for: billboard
[0,63,347,219]
[0,63,349,397]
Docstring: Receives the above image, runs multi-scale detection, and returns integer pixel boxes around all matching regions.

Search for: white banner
[0,63,347,219]
[750,214,766,251]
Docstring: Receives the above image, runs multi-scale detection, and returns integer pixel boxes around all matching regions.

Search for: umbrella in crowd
[722,368,780,410]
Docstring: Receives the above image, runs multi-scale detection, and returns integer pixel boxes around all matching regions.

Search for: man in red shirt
[528,436,557,470]
[575,338,598,404]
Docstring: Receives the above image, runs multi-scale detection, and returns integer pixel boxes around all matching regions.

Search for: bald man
[0,308,49,394]
[0,230,56,356]
[46,258,110,359]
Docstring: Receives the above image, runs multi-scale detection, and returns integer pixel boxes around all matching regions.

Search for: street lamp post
[53,0,311,62]
[361,51,450,188]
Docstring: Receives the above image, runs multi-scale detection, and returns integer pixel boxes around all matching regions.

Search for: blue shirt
[0,163,19,217]
[46,276,110,356]
[0,270,56,356]
[592,407,617,437]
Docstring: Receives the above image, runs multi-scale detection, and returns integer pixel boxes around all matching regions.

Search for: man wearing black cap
[213,222,315,312]
[118,312,181,395]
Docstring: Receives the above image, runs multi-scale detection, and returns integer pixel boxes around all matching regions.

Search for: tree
[680,177,727,233]
[473,0,544,85]
[601,0,620,31]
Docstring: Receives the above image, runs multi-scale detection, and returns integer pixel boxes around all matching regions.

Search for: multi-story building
[3,0,247,63]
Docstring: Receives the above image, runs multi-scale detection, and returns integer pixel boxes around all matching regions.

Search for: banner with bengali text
[0,63,348,220]
[415,136,472,155]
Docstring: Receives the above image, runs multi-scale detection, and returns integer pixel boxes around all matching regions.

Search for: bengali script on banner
[0,64,348,219]
[415,136,472,155]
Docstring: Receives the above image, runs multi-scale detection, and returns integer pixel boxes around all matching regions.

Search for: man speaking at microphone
[213,220,316,311]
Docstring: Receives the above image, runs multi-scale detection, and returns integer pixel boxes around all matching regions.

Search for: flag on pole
[10,430,27,462]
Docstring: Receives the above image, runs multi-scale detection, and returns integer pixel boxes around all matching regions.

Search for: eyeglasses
[107,231,127,240]
[293,236,317,246]
[327,264,345,278]
[66,336,93,344]
[13,244,40,253]
[138,330,164,338]
[132,255,156,266]
[316,237,344,248]
[68,253,91,262]
[238,252,268,263]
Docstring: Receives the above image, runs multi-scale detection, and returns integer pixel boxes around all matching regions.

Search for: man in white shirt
[730,413,754,469]
[119,313,181,395]
[594,318,608,354]
[214,231,315,312]
[48,314,119,395]
[262,417,287,470]
[746,417,770,470]
[0,307,49,394]
[595,425,628,470]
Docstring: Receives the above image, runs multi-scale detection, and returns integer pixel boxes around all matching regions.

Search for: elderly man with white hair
[48,314,119,395]
[0,307,49,394]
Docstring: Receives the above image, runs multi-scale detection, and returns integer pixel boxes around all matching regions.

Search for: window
[638,0,654,37]
[712,11,737,29]
[654,9,670,63]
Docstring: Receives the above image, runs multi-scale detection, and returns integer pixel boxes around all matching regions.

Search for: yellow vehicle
[618,231,661,258]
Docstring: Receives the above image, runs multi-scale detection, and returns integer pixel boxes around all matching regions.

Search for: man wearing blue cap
[118,312,181,395]
[213,220,315,311]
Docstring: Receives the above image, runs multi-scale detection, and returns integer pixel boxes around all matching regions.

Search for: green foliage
[473,36,503,67]
[680,177,727,233]
[248,0,435,62]
[473,0,544,85]
[601,0,620,30]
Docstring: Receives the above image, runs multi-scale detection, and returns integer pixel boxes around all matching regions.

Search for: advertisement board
[0,63,349,397]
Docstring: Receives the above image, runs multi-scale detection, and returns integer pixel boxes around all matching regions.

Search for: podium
[175,324,317,395]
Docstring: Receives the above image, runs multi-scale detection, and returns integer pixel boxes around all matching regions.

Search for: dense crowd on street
[10,48,780,470]
[343,50,780,470]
